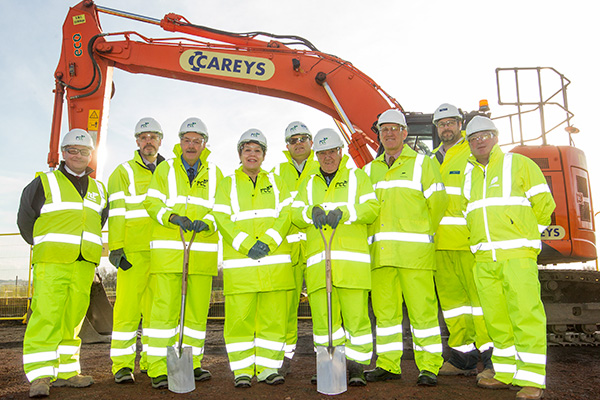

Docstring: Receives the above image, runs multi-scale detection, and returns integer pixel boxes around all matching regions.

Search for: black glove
[170,214,193,232]
[108,248,133,271]
[248,240,270,260]
[191,219,209,233]
[326,208,343,229]
[312,206,327,229]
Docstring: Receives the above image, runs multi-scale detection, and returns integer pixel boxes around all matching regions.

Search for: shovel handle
[177,227,196,354]
[319,227,336,348]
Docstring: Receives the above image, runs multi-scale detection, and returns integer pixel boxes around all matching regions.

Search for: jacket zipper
[481,165,496,261]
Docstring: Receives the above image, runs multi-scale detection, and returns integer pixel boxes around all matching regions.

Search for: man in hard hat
[292,128,378,387]
[213,129,294,388]
[107,117,165,384]
[272,121,320,375]
[462,116,554,400]
[363,109,448,387]
[17,128,108,398]
[430,104,493,379]
[143,117,223,389]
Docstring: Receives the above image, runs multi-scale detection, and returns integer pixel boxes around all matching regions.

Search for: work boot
[194,368,212,382]
[264,373,285,385]
[476,368,495,382]
[151,375,168,389]
[29,377,51,398]
[364,367,401,382]
[53,375,94,388]
[347,360,367,387]
[477,377,510,390]
[438,361,477,376]
[278,357,292,376]
[516,386,544,399]
[310,374,317,385]
[114,367,134,384]
[234,375,252,388]
[416,370,437,386]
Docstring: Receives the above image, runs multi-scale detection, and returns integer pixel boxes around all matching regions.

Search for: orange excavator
[49,1,598,344]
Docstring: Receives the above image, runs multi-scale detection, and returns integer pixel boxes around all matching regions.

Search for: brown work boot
[516,386,544,399]
[438,361,477,376]
[476,368,495,382]
[53,374,94,388]
[477,377,510,389]
[29,377,51,398]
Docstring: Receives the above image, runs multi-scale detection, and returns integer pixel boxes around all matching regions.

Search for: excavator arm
[50,1,401,173]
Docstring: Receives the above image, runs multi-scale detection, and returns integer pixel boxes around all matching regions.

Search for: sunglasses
[65,148,91,156]
[287,135,311,145]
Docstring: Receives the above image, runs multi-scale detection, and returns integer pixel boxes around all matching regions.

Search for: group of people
[18,103,554,400]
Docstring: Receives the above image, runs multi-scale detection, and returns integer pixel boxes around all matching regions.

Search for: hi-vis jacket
[32,169,107,264]
[108,151,165,253]
[144,145,222,275]
[272,150,320,264]
[364,145,448,270]
[462,145,556,262]
[431,137,471,251]
[212,167,294,295]
[292,155,379,294]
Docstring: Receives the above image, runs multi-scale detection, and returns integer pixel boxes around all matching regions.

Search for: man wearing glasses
[107,117,165,384]
[143,117,223,389]
[431,105,493,380]
[462,116,554,400]
[272,121,320,375]
[18,129,108,398]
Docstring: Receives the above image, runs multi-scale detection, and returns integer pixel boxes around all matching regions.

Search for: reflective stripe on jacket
[462,145,556,262]
[291,155,378,294]
[213,167,294,295]
[144,145,222,275]
[364,145,448,270]
[32,170,106,264]
[431,137,471,250]
[108,151,164,253]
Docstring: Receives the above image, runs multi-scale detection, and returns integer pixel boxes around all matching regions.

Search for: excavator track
[540,269,600,346]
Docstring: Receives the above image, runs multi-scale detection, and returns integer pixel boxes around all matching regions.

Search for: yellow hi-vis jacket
[108,151,164,253]
[32,170,106,264]
[212,167,294,295]
[144,145,222,275]
[272,150,320,264]
[462,145,556,262]
[364,145,449,270]
[291,155,379,294]
[431,137,471,251]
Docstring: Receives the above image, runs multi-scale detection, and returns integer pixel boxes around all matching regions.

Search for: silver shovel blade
[316,345,347,395]
[166,345,195,393]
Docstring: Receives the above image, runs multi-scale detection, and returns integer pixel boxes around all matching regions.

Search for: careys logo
[180,50,275,81]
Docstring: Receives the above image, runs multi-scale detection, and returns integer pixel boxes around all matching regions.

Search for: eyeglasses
[65,147,91,156]
[287,135,311,145]
[468,132,495,143]
[437,119,458,128]
[379,126,404,134]
[137,133,161,142]
[181,137,206,146]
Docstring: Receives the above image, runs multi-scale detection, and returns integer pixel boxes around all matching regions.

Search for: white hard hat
[135,117,163,139]
[285,121,311,141]
[61,128,95,150]
[433,103,461,124]
[465,116,498,138]
[238,128,268,152]
[378,109,407,129]
[313,128,344,152]
[179,117,209,140]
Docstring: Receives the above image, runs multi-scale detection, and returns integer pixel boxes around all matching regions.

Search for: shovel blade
[316,345,347,395]
[166,345,195,393]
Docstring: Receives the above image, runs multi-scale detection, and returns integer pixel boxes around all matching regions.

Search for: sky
[0,0,599,279]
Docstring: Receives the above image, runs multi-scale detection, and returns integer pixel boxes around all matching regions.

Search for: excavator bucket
[81,273,113,343]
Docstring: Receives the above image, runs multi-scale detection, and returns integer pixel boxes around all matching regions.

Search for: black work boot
[347,360,366,386]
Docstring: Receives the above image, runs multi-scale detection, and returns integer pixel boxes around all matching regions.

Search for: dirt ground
[1,319,599,400]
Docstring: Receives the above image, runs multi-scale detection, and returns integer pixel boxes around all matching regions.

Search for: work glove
[108,248,133,271]
[170,214,193,232]
[326,208,343,229]
[312,206,327,229]
[191,219,210,233]
[248,240,270,260]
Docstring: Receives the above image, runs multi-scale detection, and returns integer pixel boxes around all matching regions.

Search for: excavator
[47,1,598,344]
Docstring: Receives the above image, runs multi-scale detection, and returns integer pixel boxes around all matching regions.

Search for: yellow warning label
[73,14,86,25]
[88,110,100,131]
